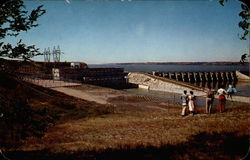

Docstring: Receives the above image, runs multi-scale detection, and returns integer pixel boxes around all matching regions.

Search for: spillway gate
[151,71,237,83]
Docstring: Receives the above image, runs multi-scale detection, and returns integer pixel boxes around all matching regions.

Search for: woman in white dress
[188,91,196,115]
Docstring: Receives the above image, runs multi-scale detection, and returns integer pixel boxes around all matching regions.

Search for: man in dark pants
[206,87,215,114]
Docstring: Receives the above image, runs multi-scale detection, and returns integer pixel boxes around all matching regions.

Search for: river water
[89,63,250,105]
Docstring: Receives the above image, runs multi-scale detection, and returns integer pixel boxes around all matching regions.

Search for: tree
[0,0,46,149]
[0,0,46,61]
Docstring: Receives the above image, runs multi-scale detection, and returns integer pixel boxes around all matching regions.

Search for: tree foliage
[0,0,45,60]
[220,0,250,40]
[240,53,248,64]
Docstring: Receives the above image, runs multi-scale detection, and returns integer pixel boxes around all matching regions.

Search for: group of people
[181,90,196,116]
[181,85,237,116]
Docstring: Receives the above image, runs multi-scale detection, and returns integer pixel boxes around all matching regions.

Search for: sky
[3,0,249,64]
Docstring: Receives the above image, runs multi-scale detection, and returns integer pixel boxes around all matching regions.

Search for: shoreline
[97,61,250,66]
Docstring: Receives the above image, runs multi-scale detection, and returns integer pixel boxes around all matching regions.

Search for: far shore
[113,61,249,66]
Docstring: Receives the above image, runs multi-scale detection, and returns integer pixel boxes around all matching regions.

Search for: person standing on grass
[188,91,196,115]
[217,88,227,113]
[226,84,237,100]
[206,87,215,114]
[181,90,188,117]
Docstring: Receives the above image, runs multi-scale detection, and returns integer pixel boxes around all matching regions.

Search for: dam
[151,71,238,83]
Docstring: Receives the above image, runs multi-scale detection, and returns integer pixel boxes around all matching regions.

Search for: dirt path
[52,85,176,112]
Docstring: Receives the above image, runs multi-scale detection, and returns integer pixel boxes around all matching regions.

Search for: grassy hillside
[0,72,113,148]
[3,103,250,160]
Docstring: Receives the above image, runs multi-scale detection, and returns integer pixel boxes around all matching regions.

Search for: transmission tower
[44,47,51,62]
[52,45,61,62]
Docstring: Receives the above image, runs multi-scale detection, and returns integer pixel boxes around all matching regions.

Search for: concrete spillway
[152,71,237,82]
[236,70,250,82]
[128,72,250,104]
[128,72,206,96]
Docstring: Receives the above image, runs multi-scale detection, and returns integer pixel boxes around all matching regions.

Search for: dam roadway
[128,72,250,104]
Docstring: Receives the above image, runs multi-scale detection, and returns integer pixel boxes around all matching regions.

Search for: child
[226,85,237,100]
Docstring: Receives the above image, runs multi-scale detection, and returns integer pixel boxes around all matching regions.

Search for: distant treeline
[116,62,248,66]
